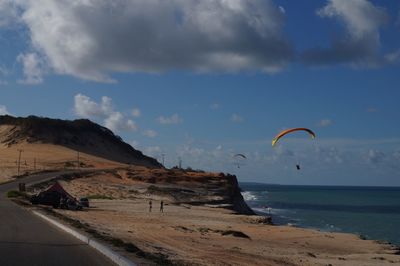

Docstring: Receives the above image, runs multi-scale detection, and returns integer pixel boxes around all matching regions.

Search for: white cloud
[0,0,19,27]
[130,140,139,148]
[303,0,388,66]
[143,146,162,157]
[74,94,110,118]
[157,113,182,125]
[142,129,157,138]
[131,108,141,118]
[74,93,137,132]
[104,113,138,132]
[7,0,291,82]
[231,113,244,123]
[0,104,10,115]
[318,119,333,127]
[17,52,45,84]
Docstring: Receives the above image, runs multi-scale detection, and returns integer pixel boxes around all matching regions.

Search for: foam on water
[240,183,400,245]
[241,191,258,201]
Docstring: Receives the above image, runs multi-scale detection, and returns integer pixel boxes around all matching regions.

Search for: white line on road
[32,211,137,266]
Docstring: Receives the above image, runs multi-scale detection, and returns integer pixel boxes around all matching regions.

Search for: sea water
[240,183,400,246]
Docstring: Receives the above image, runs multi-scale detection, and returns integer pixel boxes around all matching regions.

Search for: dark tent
[45,182,76,202]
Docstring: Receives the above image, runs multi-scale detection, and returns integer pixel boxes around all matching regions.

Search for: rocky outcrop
[125,168,255,215]
[223,173,255,215]
[0,115,161,168]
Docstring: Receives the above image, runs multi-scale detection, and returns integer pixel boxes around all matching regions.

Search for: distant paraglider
[272,128,316,170]
[233,153,247,168]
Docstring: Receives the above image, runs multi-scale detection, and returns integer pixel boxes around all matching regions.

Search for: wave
[241,191,258,201]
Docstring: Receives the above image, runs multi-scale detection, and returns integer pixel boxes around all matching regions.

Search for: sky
[0,0,399,186]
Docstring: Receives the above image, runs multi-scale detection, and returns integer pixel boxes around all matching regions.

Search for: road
[0,172,115,266]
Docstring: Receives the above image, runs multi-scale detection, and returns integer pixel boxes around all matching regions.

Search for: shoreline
[240,185,400,248]
[15,170,400,265]
[39,199,400,265]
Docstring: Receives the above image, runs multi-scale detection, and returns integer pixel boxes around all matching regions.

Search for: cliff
[97,168,255,215]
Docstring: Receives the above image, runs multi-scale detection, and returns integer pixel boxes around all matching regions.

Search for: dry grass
[0,142,125,182]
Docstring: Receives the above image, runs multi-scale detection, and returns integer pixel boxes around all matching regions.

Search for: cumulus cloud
[302,0,388,67]
[5,0,292,82]
[17,52,46,84]
[0,104,10,115]
[74,93,137,132]
[157,113,182,125]
[104,112,137,132]
[231,113,244,123]
[143,146,162,157]
[142,129,157,138]
[318,119,333,127]
[74,94,111,118]
[0,0,20,27]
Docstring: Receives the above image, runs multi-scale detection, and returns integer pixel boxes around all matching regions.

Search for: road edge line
[32,210,136,266]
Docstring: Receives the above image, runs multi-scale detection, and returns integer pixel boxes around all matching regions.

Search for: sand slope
[0,142,124,182]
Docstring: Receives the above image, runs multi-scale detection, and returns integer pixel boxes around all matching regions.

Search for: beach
[38,171,400,265]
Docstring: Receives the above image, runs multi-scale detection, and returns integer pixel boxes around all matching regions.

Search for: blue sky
[0,0,399,186]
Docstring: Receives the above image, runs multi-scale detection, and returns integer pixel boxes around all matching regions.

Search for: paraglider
[272,128,316,147]
[233,154,246,168]
[272,128,316,170]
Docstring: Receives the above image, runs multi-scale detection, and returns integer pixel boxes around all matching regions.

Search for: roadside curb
[32,210,136,266]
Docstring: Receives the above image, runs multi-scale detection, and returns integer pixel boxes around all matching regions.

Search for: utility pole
[178,157,182,169]
[17,149,23,176]
[77,151,80,170]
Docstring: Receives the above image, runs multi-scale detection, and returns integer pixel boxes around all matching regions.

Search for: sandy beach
[41,171,400,266]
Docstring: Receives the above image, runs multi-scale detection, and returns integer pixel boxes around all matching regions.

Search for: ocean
[240,183,400,246]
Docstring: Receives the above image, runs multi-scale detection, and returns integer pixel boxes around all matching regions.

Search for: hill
[0,115,161,169]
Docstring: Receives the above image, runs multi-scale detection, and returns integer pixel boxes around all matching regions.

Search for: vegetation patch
[7,190,28,199]
[221,230,251,239]
[86,194,114,200]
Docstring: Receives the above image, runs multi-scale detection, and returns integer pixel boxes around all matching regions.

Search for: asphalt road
[0,172,115,266]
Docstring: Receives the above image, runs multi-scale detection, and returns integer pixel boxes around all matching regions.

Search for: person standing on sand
[160,201,164,213]
[149,200,152,212]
